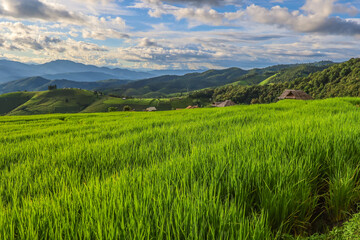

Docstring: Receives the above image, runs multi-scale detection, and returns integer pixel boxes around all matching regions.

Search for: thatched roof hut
[212,100,236,107]
[146,107,157,112]
[278,90,313,100]
[186,105,199,109]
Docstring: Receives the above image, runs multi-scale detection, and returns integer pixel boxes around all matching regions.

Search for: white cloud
[245,0,360,35]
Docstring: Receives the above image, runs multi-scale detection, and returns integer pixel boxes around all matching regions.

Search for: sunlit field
[1,98,360,239]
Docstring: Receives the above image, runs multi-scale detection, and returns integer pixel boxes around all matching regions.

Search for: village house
[186,105,199,109]
[146,107,157,112]
[278,90,313,100]
[212,100,236,107]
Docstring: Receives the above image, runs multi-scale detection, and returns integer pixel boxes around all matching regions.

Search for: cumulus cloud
[136,0,360,35]
[147,0,243,7]
[0,22,108,54]
[246,0,360,35]
[138,38,159,47]
[0,0,85,23]
[0,0,130,40]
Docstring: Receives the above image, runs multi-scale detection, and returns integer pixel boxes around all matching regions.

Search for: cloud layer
[0,0,359,69]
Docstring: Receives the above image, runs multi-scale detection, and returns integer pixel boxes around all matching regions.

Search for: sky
[0,0,359,70]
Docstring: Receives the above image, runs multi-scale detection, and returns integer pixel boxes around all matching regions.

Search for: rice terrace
[1,97,360,239]
[2,0,360,239]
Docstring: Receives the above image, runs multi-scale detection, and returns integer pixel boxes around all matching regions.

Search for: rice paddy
[1,98,360,239]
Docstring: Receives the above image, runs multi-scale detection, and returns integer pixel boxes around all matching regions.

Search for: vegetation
[0,89,210,115]
[191,58,359,104]
[107,62,333,97]
[1,98,360,239]
[7,89,98,115]
[0,92,36,115]
[108,106,118,112]
[0,77,130,94]
[122,105,132,111]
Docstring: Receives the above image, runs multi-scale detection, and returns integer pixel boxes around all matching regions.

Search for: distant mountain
[107,62,334,97]
[42,72,121,82]
[109,68,249,97]
[0,76,130,94]
[148,69,204,76]
[0,59,154,83]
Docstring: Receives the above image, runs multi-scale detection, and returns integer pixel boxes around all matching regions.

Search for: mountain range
[0,59,202,83]
[5,58,360,116]
[0,60,335,96]
[107,61,334,97]
[0,77,131,94]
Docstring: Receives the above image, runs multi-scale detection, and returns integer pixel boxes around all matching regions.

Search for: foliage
[122,105,132,111]
[192,58,359,104]
[0,92,36,115]
[109,68,249,97]
[7,89,98,115]
[1,98,360,239]
[48,84,57,90]
[108,62,333,97]
[108,107,118,112]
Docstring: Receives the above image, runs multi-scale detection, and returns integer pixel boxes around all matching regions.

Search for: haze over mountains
[0,59,203,84]
[0,60,335,95]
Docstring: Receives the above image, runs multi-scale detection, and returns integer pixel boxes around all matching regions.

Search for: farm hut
[146,107,157,112]
[278,89,313,100]
[186,105,199,109]
[212,100,236,107]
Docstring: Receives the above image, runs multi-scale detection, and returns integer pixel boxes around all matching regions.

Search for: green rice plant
[1,98,360,239]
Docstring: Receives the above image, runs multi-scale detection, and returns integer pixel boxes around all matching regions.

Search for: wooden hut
[146,107,157,112]
[186,105,199,109]
[212,100,236,107]
[278,90,313,100]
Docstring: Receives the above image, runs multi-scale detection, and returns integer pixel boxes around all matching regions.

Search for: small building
[278,89,313,100]
[212,100,236,107]
[186,105,199,109]
[146,107,157,112]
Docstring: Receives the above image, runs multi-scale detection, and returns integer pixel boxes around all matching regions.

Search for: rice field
[1,98,360,239]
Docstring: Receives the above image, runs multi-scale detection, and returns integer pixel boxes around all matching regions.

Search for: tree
[108,107,118,112]
[123,105,132,111]
[48,85,57,90]
[251,98,260,104]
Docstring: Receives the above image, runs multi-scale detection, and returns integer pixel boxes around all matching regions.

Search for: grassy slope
[0,89,207,115]
[1,98,360,239]
[109,68,248,97]
[0,76,50,94]
[258,73,280,86]
[8,89,98,115]
[0,92,36,115]
[83,96,202,112]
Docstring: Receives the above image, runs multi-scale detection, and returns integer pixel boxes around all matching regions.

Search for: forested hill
[190,58,360,104]
[108,61,333,97]
[108,68,248,97]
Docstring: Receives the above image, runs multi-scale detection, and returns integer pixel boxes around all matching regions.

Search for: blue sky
[0,0,359,70]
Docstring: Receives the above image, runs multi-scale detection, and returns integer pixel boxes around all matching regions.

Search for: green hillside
[0,76,50,93]
[8,89,98,115]
[109,68,248,97]
[191,58,359,104]
[0,89,209,115]
[2,98,360,239]
[0,92,36,115]
[107,62,333,97]
[0,76,130,94]
[82,96,199,112]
